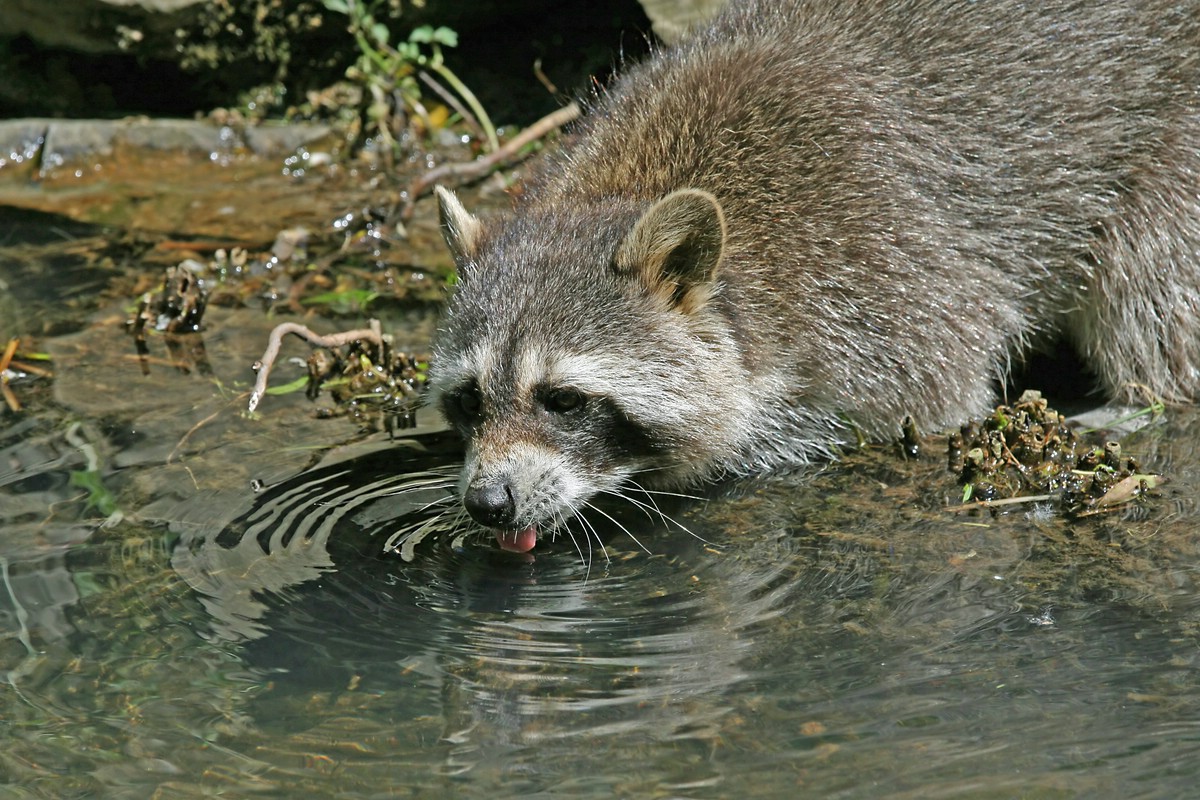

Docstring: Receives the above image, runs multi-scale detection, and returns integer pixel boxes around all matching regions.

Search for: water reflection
[153,411,1200,797]
[172,434,765,766]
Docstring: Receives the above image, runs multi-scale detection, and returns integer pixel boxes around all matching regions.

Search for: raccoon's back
[529,0,1200,261]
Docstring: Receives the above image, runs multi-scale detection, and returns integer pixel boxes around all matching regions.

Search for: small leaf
[301,289,379,309]
[265,375,310,396]
[371,21,391,45]
[408,25,434,44]
[321,0,349,13]
[431,26,459,47]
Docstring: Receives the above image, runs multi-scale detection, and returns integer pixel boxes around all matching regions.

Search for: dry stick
[1,339,20,412]
[418,69,485,144]
[248,320,383,413]
[0,338,17,373]
[532,58,558,95]
[399,101,582,220]
[7,360,52,378]
[168,404,230,466]
[945,494,1055,513]
[0,383,18,413]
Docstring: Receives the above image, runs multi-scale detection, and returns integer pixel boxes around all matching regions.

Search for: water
[2,145,1199,799]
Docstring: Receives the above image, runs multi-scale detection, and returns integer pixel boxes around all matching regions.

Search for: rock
[0,118,334,170]
[637,0,728,43]
[0,0,202,57]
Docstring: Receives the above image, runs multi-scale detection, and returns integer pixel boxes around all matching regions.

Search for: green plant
[322,0,499,157]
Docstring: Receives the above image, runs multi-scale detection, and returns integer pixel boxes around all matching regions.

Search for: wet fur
[430,0,1200,539]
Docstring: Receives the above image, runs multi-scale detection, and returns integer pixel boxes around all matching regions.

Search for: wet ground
[2,129,1199,799]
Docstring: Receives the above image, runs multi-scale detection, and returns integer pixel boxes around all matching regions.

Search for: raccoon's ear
[435,186,484,263]
[614,188,727,311]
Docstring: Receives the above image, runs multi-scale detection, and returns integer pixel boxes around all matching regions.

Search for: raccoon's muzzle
[463,479,539,553]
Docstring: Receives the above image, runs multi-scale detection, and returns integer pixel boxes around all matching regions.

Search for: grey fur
[430,0,1200,542]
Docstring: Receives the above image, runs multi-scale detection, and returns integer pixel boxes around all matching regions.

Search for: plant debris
[250,319,428,435]
[945,389,1165,517]
[128,261,210,337]
[126,259,215,376]
[308,338,429,434]
[1,338,53,413]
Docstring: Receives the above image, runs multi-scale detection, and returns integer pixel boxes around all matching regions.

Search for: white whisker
[380,476,458,497]
[583,500,650,554]
[625,486,706,502]
[556,508,592,577]
[576,507,609,573]
[412,493,459,514]
[612,481,710,544]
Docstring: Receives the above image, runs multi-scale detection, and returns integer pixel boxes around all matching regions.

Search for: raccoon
[429,0,1200,552]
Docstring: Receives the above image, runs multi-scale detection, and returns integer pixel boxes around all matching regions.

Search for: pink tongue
[496,525,538,553]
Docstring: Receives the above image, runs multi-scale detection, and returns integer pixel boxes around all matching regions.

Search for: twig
[423,57,500,153]
[0,383,18,413]
[0,338,17,373]
[418,69,485,144]
[7,360,52,378]
[945,493,1054,513]
[1,339,21,412]
[248,320,383,413]
[168,404,231,465]
[532,58,558,95]
[399,101,581,220]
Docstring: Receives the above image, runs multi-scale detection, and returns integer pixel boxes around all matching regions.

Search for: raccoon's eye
[454,385,483,420]
[543,387,586,414]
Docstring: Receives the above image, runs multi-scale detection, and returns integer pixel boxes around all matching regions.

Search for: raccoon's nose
[464,481,517,528]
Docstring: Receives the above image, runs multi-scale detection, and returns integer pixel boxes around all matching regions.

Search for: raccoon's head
[429,186,751,552]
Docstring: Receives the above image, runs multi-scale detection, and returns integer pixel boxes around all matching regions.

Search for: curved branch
[248,320,383,413]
